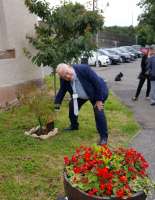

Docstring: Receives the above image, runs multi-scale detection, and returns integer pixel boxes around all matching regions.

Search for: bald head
[56,63,74,81]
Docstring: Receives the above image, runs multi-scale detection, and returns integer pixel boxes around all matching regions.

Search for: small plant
[64,145,155,199]
[17,89,55,135]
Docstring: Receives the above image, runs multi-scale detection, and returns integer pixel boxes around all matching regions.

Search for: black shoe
[98,138,107,145]
[63,126,79,131]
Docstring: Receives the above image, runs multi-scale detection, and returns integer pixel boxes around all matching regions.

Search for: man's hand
[95,101,104,111]
[54,104,60,111]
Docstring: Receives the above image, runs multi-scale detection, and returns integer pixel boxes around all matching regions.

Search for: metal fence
[98,31,135,48]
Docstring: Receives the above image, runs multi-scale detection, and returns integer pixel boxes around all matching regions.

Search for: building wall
[0,0,43,106]
[0,0,9,48]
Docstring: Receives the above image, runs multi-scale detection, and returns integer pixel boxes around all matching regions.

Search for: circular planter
[64,173,147,200]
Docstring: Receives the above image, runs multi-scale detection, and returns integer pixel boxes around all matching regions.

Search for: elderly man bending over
[54,63,109,145]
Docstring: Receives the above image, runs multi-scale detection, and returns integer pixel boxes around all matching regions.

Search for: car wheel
[95,61,102,67]
[120,58,123,63]
[121,57,126,63]
[109,59,112,65]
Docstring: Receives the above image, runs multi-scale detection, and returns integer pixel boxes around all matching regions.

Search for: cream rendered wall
[0,0,42,87]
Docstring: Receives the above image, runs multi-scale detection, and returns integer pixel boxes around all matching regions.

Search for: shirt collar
[72,69,77,81]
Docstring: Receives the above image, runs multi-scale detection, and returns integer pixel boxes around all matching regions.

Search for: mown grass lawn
[0,78,140,200]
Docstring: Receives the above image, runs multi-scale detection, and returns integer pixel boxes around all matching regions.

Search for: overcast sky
[46,0,142,26]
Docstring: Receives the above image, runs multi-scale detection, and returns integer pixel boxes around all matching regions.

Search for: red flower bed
[64,145,155,199]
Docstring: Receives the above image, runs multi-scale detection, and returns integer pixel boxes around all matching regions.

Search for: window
[0,49,15,59]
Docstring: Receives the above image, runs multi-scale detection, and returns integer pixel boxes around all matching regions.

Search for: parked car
[123,46,142,58]
[106,48,131,63]
[87,51,111,67]
[118,47,135,60]
[132,45,141,51]
[98,49,121,64]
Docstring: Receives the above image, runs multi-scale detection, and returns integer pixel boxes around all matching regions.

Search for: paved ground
[94,59,155,199]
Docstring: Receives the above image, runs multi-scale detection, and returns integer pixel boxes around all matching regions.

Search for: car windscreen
[99,50,110,56]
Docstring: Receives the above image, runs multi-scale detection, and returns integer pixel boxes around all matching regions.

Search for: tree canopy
[137,0,155,45]
[25,0,104,67]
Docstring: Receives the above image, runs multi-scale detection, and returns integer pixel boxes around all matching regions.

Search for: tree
[24,0,104,96]
[138,0,155,30]
[137,0,155,45]
[135,24,155,46]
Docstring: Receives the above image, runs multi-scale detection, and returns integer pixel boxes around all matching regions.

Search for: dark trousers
[135,77,151,98]
[69,98,108,140]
